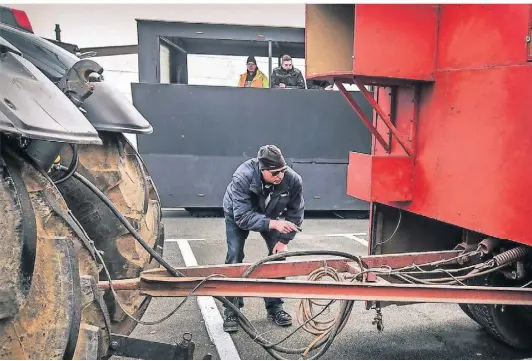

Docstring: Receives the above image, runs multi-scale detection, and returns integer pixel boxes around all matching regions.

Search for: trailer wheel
[466,272,532,350]
[54,132,163,336]
[0,151,109,359]
[458,303,481,324]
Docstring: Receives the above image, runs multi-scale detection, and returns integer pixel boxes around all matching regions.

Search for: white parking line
[325,233,368,247]
[168,238,241,361]
[165,238,205,242]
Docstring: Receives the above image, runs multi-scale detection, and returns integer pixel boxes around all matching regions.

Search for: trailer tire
[466,273,532,350]
[458,303,481,325]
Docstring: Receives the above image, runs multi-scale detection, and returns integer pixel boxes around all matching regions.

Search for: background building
[6,4,306,102]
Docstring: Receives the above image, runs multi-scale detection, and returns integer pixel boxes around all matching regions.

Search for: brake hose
[53,144,79,185]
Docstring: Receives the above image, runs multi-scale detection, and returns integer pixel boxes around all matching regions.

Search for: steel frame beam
[96,249,532,306]
[107,276,532,306]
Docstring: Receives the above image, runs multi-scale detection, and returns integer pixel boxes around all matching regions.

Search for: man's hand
[269,220,298,234]
[273,241,287,254]
[279,83,286,88]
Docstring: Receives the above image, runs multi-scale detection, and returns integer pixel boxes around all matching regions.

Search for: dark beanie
[246,56,257,65]
[257,145,286,170]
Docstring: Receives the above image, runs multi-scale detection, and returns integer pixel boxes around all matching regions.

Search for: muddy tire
[53,132,163,336]
[0,150,109,359]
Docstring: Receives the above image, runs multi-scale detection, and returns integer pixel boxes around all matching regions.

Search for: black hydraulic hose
[57,165,183,277]
[54,144,79,185]
[242,250,364,277]
[215,295,353,360]
[57,162,365,359]
[213,250,365,360]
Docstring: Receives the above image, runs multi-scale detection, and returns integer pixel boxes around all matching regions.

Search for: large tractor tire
[0,149,109,359]
[53,132,164,336]
[465,272,532,350]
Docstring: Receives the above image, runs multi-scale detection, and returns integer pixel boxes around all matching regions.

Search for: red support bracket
[335,80,391,153]
[335,78,413,157]
[353,78,413,156]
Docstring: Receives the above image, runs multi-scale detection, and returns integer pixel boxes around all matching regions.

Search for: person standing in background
[270,54,306,89]
[238,56,269,88]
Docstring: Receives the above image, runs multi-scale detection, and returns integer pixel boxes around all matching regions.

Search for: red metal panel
[373,87,391,156]
[528,5,532,61]
[354,78,413,156]
[347,152,413,202]
[343,4,532,246]
[353,4,439,81]
[437,5,530,69]
[364,66,532,246]
[347,152,371,200]
[373,86,418,157]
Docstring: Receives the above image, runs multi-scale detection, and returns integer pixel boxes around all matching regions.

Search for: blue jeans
[223,218,285,317]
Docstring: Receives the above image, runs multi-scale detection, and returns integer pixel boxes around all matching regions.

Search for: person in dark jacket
[270,54,306,89]
[221,145,305,332]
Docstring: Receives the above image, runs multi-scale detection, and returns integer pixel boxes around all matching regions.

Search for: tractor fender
[0,23,153,134]
[0,35,101,145]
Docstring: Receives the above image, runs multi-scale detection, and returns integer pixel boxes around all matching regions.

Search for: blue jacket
[222,158,305,244]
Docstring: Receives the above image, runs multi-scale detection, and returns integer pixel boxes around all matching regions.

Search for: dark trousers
[223,218,285,317]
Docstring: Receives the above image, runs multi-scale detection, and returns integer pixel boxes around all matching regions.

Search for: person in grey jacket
[221,145,305,332]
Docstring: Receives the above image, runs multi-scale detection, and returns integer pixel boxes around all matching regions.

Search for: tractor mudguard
[81,82,153,134]
[0,23,153,134]
[0,36,102,145]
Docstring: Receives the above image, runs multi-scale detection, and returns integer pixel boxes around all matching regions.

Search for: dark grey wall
[132,84,372,211]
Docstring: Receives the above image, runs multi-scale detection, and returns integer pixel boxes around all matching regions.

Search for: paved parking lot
[127,211,532,360]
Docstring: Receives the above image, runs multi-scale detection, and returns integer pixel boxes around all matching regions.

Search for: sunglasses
[269,168,287,176]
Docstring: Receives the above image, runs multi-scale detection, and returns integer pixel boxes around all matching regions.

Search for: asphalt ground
[125,210,532,360]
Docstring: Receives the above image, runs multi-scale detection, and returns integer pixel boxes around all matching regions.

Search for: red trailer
[305,3,532,350]
[102,4,532,359]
